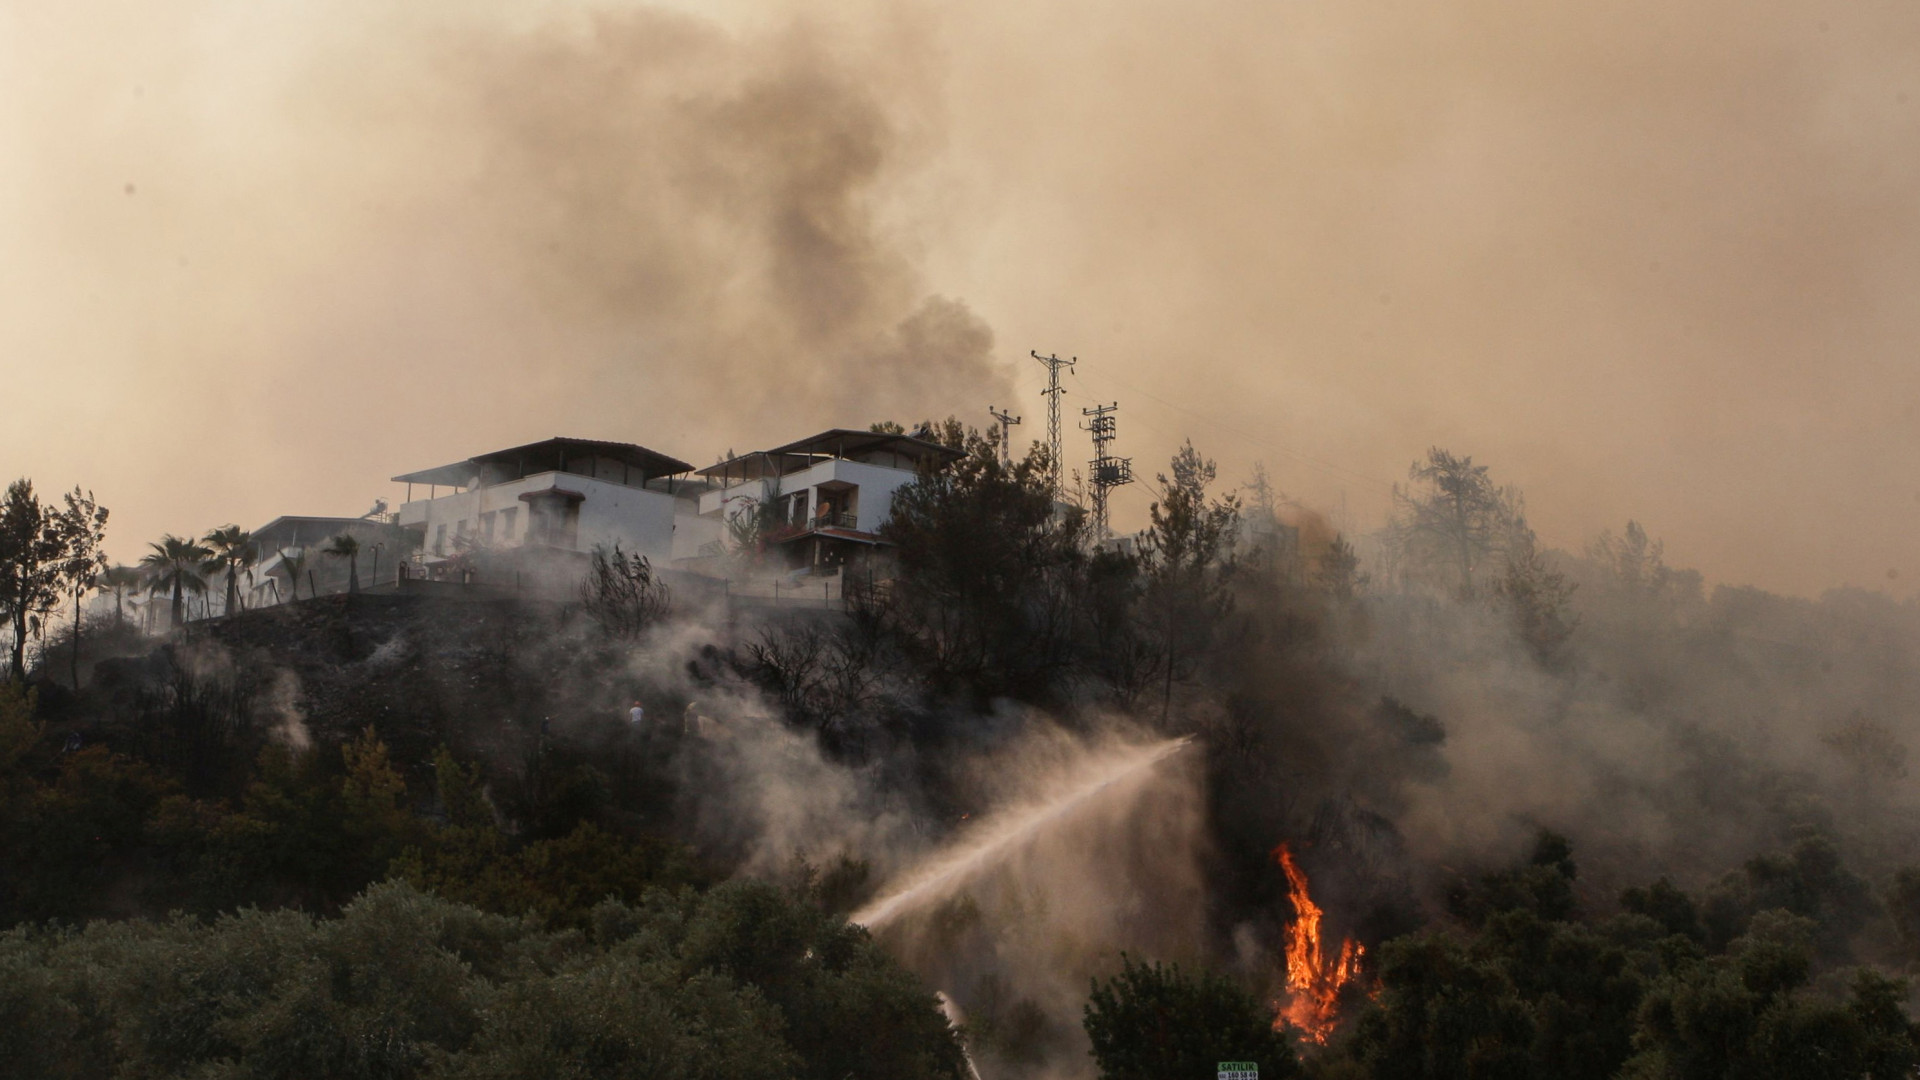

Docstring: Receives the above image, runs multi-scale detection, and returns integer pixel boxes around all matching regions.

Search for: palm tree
[241,554,266,609]
[140,534,213,629]
[94,565,142,629]
[323,533,361,594]
[203,524,256,617]
[278,548,307,603]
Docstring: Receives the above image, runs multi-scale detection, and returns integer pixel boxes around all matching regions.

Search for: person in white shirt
[628,701,645,727]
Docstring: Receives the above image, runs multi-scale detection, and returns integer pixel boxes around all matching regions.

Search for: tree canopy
[140,534,213,629]
[0,480,106,680]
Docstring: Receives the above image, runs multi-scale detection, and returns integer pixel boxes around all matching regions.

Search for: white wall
[670,512,724,559]
[400,471,699,564]
[697,459,920,533]
[575,483,678,559]
[698,477,774,518]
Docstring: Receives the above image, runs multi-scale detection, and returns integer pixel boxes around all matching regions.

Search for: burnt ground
[80,594,702,832]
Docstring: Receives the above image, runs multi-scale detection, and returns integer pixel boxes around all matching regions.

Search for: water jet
[851,736,1192,931]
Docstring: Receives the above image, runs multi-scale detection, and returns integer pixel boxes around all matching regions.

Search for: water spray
[935,991,986,1080]
[850,736,1192,931]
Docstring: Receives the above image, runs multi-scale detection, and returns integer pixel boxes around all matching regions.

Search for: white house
[694,428,962,575]
[249,514,411,604]
[392,437,718,571]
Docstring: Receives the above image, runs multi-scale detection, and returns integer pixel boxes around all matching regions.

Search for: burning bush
[1269,842,1367,1045]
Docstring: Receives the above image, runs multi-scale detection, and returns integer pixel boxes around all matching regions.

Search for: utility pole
[987,405,1022,468]
[1081,401,1134,540]
[1031,350,1075,498]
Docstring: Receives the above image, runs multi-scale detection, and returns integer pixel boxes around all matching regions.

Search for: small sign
[1218,1063,1258,1080]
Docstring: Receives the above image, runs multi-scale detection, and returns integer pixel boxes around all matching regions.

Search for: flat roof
[252,516,397,549]
[767,428,967,462]
[696,428,964,478]
[254,515,367,531]
[392,437,695,488]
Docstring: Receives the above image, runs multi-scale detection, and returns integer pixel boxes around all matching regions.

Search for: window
[500,507,517,541]
[481,511,497,543]
[525,497,578,547]
[433,524,447,555]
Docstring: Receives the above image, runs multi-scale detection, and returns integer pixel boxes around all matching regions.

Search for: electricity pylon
[988,406,1022,468]
[1031,350,1075,498]
[1081,401,1133,539]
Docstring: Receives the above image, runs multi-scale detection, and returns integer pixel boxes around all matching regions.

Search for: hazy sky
[4,0,1917,596]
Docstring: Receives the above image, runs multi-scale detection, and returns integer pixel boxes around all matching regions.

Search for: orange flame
[1271,842,1364,1043]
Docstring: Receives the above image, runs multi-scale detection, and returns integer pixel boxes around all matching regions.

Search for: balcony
[760,511,863,547]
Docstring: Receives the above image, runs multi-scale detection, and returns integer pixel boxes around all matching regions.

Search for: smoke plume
[2,2,1004,561]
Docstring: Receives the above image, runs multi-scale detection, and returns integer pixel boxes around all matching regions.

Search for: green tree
[2,746,180,922]
[203,524,256,615]
[1083,547,1162,707]
[1886,866,1920,968]
[882,426,1088,702]
[1588,520,1668,597]
[1343,832,1645,1080]
[0,878,963,1080]
[323,533,361,594]
[439,927,796,1080]
[0,679,38,777]
[722,475,785,575]
[1347,933,1534,1080]
[0,480,107,680]
[1495,520,1578,663]
[1478,911,1647,1080]
[673,878,967,1080]
[277,547,307,603]
[1083,955,1301,1080]
[1315,533,1368,600]
[139,534,213,630]
[1697,831,1878,961]
[1389,448,1520,599]
[1626,930,1920,1079]
[94,565,141,629]
[1139,441,1239,720]
[57,489,107,688]
[1819,710,1908,788]
[339,726,417,879]
[1620,879,1706,944]
[1448,829,1581,927]
[432,745,494,830]
[1580,519,1703,643]
[1239,461,1289,572]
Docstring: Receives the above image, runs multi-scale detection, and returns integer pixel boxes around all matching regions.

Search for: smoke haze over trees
[9,421,1920,1075]
[9,2,1920,1075]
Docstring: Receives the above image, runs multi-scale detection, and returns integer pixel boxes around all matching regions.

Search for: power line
[1069,365,1396,496]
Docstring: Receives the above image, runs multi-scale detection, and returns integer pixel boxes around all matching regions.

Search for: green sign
[1218,1063,1257,1080]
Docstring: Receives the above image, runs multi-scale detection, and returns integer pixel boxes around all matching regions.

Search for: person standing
[629,700,645,727]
